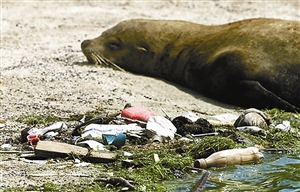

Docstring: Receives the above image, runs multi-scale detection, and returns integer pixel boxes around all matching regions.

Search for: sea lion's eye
[107,42,121,51]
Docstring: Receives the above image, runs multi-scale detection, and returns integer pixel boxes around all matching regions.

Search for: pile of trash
[1,104,299,190]
[15,104,218,163]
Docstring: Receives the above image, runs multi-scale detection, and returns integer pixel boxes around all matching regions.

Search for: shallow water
[167,151,300,191]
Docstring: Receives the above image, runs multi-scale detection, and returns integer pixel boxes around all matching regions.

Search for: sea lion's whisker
[94,52,124,71]
[92,53,101,65]
[90,53,100,65]
[103,58,125,72]
[92,52,124,71]
[92,53,106,67]
[96,54,109,67]
[92,52,106,66]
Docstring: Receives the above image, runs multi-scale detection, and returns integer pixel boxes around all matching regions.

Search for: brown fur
[81,18,300,111]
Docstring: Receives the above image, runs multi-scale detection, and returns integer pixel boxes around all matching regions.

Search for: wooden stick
[27,173,91,177]
[191,170,211,192]
[0,150,21,154]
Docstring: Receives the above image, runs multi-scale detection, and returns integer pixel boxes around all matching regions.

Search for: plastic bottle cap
[194,159,207,168]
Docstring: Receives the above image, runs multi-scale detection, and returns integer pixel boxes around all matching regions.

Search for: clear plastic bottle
[194,147,264,168]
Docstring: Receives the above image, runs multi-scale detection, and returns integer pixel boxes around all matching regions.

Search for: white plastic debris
[22,159,48,165]
[1,144,12,150]
[237,126,267,135]
[275,121,291,132]
[146,116,177,140]
[191,132,219,137]
[208,114,239,123]
[207,114,239,126]
[74,159,81,164]
[81,123,144,141]
[77,140,108,151]
[74,162,91,167]
[28,122,67,136]
[120,151,133,157]
[44,131,59,139]
[178,137,193,142]
[154,154,160,163]
[46,122,67,132]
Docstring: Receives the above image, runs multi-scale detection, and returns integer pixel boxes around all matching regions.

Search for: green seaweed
[16,108,107,125]
[16,114,64,125]
[188,136,239,159]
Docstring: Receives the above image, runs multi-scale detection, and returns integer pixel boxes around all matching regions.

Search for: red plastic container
[27,134,40,148]
[121,106,155,122]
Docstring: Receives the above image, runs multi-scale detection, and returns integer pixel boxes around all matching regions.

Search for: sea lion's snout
[81,39,95,64]
[81,39,91,49]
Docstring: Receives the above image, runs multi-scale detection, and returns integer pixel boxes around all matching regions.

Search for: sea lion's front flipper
[239,80,300,112]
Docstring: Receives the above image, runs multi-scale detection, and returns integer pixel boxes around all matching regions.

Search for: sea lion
[81,18,300,112]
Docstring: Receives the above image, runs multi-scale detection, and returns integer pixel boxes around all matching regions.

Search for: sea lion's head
[81,19,194,75]
[81,20,158,73]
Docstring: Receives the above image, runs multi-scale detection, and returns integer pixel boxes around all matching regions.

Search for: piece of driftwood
[191,170,211,192]
[35,141,116,163]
